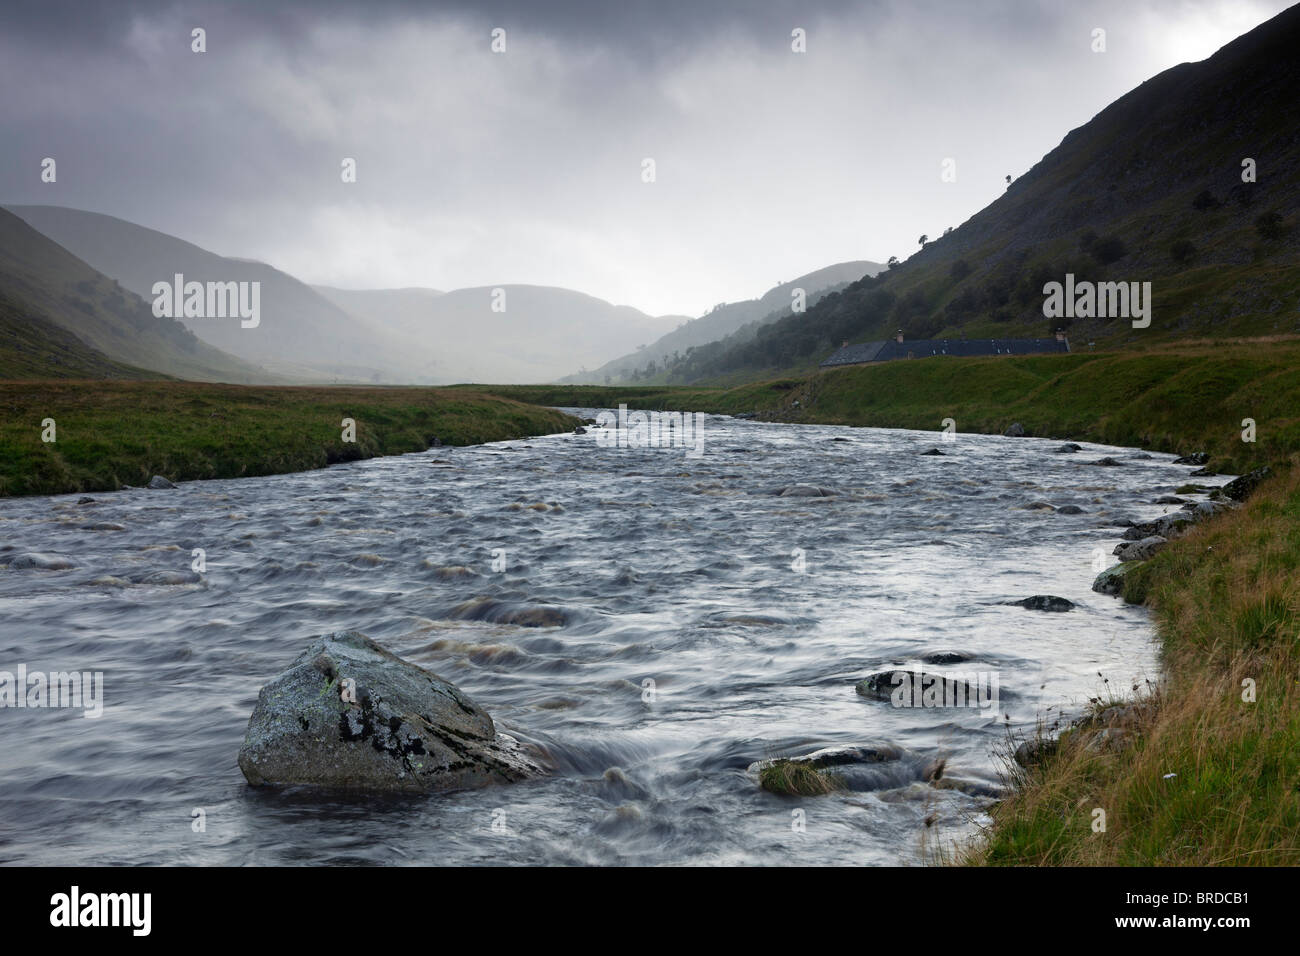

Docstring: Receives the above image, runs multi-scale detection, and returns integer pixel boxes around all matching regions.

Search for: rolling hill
[666,4,1300,383]
[314,283,685,384]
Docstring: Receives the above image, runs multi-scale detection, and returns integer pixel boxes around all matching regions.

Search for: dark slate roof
[820,337,1069,367]
[819,341,887,367]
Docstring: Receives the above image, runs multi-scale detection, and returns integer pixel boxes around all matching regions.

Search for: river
[0,411,1196,865]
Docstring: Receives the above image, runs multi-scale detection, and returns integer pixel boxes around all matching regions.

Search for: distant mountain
[5,205,424,383]
[0,208,265,382]
[9,205,687,384]
[562,261,882,384]
[672,5,1300,383]
[315,284,685,384]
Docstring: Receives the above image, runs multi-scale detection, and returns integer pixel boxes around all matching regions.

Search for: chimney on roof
[895,329,904,343]
[1055,328,1067,342]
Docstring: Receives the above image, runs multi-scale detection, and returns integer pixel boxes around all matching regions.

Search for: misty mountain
[10,205,687,384]
[5,205,426,384]
[561,261,883,384]
[314,284,685,384]
[0,207,265,382]
[671,4,1300,383]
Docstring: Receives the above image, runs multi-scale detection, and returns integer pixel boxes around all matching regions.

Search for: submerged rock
[749,744,929,793]
[920,650,975,665]
[1055,504,1086,514]
[1091,457,1123,467]
[1003,595,1075,612]
[772,484,842,498]
[238,631,542,792]
[855,669,996,708]
[1172,452,1209,465]
[132,570,202,586]
[4,552,76,571]
[1053,442,1082,454]
[919,447,946,456]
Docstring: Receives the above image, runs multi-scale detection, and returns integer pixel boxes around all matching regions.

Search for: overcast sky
[1,0,1292,317]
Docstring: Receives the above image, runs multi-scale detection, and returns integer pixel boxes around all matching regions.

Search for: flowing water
[0,412,1203,865]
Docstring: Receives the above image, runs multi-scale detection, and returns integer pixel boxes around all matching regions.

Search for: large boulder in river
[1004,423,1025,437]
[238,631,542,792]
[147,475,177,489]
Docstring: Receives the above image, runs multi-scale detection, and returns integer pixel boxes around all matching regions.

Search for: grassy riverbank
[479,339,1300,474]
[484,339,1300,866]
[973,464,1300,865]
[0,381,577,496]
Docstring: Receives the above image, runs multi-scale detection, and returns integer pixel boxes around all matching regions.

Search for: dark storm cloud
[1,0,1292,315]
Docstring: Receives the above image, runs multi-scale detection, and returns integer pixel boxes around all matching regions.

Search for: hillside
[0,288,157,380]
[9,205,688,385]
[560,260,883,384]
[6,205,424,383]
[668,4,1300,383]
[0,208,266,382]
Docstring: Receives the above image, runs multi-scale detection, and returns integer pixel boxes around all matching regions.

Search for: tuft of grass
[758,759,845,797]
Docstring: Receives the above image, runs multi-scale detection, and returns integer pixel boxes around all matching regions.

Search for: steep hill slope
[673,4,1300,383]
[0,208,266,382]
[0,288,156,380]
[5,205,424,383]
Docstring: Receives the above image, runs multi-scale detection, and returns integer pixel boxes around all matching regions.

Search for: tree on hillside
[918,235,929,247]
[887,256,899,269]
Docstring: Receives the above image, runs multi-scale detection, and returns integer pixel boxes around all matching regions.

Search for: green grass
[758,759,845,797]
[0,381,578,496]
